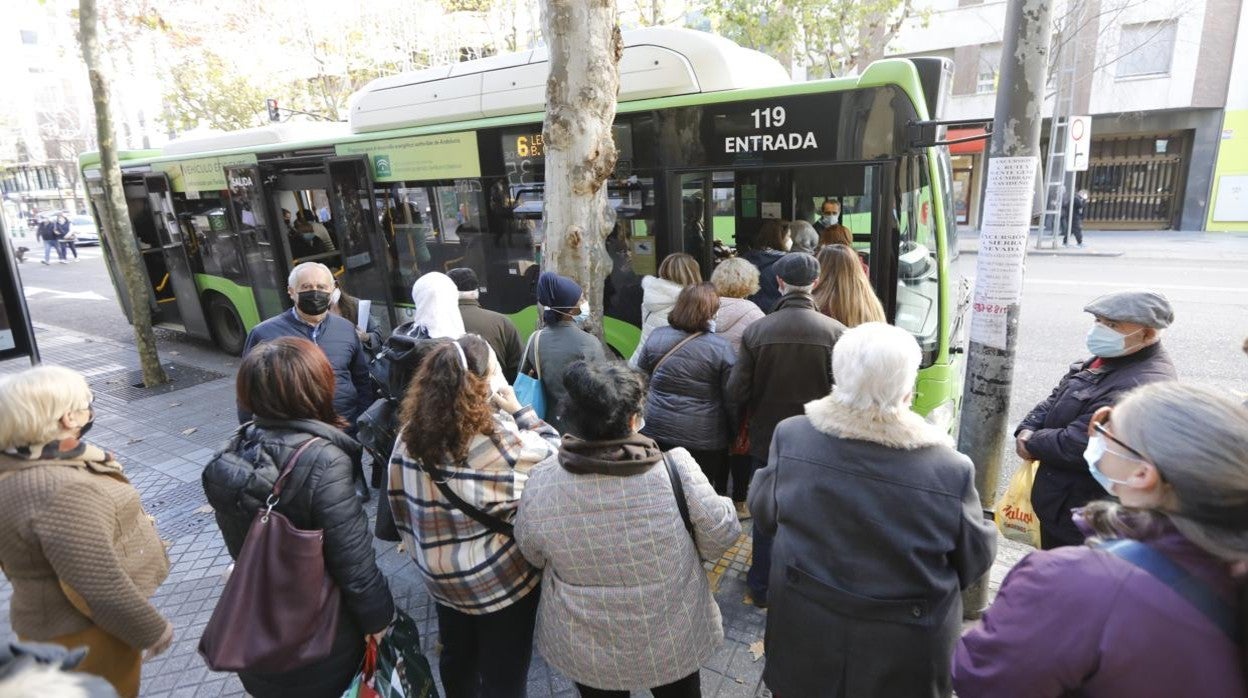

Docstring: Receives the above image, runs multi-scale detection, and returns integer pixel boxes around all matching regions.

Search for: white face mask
[782,237,793,252]
[821,213,839,225]
[579,301,590,316]
[330,288,341,306]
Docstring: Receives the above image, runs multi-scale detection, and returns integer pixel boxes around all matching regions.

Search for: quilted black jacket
[202,417,394,636]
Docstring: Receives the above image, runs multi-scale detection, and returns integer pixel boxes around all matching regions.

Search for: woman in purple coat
[954,382,1247,697]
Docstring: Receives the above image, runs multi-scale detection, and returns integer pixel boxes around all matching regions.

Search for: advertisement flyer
[968,156,1039,350]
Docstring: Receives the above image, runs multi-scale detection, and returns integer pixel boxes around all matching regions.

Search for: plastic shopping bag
[342,610,437,698]
[995,460,1042,548]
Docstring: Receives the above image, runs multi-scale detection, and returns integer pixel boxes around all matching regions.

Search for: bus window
[377,184,436,303]
[271,188,339,266]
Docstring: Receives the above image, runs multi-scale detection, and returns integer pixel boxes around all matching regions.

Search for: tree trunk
[80,0,168,387]
[539,0,622,336]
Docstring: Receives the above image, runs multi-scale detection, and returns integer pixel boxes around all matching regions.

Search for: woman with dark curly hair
[516,361,741,697]
[388,334,560,697]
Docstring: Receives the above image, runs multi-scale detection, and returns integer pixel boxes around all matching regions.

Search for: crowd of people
[0,233,1244,697]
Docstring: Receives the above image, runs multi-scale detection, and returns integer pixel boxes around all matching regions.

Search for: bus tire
[205,294,246,356]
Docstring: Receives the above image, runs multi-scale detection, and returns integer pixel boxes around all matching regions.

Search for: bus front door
[327,156,397,331]
[143,173,212,341]
[224,165,288,322]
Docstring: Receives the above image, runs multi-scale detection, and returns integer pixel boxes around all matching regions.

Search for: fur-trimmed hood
[803,393,953,450]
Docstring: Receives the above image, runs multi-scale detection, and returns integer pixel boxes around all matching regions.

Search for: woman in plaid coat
[386,334,559,697]
[516,361,741,697]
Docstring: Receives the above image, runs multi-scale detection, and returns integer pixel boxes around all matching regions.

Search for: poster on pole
[970,155,1039,350]
[1065,116,1091,172]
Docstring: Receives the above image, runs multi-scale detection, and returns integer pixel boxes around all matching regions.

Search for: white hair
[780,281,815,295]
[458,290,480,301]
[831,322,920,412]
[0,366,92,450]
[287,262,333,290]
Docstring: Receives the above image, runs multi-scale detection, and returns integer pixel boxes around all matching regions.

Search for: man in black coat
[1015,289,1177,549]
[38,217,65,265]
[727,252,846,606]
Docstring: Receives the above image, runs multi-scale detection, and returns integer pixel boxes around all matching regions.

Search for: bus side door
[143,173,212,342]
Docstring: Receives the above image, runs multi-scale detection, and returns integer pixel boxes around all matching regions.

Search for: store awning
[948,127,989,155]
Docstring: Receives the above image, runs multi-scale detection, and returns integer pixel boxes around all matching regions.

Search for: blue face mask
[1085,323,1141,358]
[1084,434,1130,493]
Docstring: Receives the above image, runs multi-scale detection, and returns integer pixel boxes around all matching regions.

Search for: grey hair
[789,220,819,254]
[287,262,333,289]
[781,282,815,295]
[1101,382,1248,562]
[830,322,919,412]
[458,290,480,301]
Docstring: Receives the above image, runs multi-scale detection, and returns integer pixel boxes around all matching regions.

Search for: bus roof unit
[161,122,350,156]
[347,27,790,134]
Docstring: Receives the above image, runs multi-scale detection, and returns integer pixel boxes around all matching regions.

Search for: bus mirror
[899,241,933,281]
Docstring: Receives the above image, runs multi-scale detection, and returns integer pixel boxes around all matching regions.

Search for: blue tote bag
[513,330,547,419]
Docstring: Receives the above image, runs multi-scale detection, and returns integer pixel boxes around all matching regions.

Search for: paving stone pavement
[0,325,1028,697]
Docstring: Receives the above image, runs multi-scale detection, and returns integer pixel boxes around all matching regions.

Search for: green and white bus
[81,27,968,429]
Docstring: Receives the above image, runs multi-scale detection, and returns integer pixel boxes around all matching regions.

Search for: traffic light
[266,98,280,122]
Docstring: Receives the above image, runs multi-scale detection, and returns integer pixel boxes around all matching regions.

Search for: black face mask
[78,408,96,439]
[296,290,331,315]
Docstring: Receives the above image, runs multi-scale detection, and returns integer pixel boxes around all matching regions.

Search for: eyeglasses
[1088,406,1147,462]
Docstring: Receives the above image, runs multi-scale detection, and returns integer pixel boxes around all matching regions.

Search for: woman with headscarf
[520,271,606,434]
[750,322,996,697]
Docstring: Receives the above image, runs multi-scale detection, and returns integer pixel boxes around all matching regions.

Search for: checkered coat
[388,406,558,615]
[515,447,741,691]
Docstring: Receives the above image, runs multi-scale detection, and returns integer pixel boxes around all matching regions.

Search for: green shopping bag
[343,610,438,698]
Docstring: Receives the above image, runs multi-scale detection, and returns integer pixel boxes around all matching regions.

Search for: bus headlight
[924,399,957,434]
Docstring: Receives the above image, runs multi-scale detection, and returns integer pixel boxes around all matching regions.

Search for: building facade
[890,0,1245,232]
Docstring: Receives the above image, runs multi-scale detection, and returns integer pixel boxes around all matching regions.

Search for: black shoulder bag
[422,462,514,537]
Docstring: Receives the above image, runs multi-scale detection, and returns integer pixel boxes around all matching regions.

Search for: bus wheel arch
[203,292,246,355]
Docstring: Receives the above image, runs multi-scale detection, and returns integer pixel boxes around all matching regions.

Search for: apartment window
[1116,21,1177,78]
[977,44,1001,94]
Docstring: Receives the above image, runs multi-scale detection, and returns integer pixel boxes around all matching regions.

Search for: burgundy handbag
[199,437,342,673]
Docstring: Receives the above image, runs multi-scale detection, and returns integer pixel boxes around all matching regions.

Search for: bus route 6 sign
[1065,116,1091,172]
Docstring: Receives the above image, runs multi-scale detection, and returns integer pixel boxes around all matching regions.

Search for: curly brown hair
[398,334,496,468]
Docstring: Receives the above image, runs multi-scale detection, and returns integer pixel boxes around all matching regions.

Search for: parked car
[68,214,99,245]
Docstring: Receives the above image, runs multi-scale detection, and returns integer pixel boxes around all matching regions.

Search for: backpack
[356,323,446,456]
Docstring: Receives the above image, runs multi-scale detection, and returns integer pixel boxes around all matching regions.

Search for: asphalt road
[12,233,1248,497]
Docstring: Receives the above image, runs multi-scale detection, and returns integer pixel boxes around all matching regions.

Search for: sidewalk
[957,228,1248,261]
[0,324,1030,697]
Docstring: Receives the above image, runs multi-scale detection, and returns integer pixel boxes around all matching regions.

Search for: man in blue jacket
[236,262,373,428]
[1015,289,1177,549]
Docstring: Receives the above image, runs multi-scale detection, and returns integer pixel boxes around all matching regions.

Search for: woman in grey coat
[516,361,741,697]
[749,322,997,698]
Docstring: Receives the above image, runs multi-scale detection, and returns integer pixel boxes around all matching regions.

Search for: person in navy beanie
[520,272,606,433]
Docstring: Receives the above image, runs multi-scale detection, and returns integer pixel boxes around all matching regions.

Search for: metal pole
[957,0,1054,618]
[1065,172,1077,245]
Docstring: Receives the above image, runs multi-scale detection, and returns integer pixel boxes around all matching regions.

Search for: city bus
[80,27,968,429]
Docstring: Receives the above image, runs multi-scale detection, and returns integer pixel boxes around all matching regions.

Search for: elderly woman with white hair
[749,322,996,698]
[0,366,172,697]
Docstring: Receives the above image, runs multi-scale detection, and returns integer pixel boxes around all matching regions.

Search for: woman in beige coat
[516,360,741,697]
[0,366,172,697]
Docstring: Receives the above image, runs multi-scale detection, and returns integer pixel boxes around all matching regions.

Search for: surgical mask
[296,289,332,315]
[1085,323,1141,358]
[635,414,646,433]
[1084,434,1130,493]
[330,288,341,306]
[782,237,793,251]
[820,213,839,225]
[707,319,717,333]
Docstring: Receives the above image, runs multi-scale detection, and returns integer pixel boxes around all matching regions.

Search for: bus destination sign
[706,94,836,166]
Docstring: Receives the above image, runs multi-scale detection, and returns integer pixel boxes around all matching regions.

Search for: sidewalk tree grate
[88,362,226,403]
[144,480,214,541]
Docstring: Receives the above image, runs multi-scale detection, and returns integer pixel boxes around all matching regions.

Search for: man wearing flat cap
[1015,289,1177,549]
[728,251,846,606]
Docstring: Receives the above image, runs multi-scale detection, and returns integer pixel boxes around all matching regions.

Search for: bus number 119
[751,106,786,129]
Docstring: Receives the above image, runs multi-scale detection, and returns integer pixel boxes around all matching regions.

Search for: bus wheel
[205,295,246,355]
